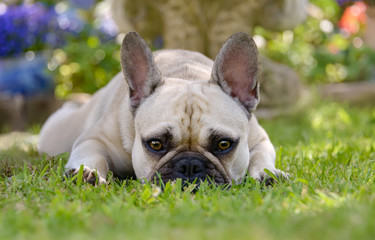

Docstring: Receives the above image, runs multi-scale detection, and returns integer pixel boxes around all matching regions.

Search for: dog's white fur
[38,32,285,184]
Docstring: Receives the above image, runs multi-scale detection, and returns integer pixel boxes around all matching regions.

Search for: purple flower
[57,9,85,33]
[69,0,96,9]
[0,3,70,57]
[336,0,365,6]
[97,18,118,38]
[0,5,29,56]
[0,1,117,57]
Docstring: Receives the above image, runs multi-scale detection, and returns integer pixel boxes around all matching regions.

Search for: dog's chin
[149,152,229,187]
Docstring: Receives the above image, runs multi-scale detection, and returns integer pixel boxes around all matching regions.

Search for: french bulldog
[38,32,287,185]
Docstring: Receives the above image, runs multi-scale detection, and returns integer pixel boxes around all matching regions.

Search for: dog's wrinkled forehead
[134,79,249,145]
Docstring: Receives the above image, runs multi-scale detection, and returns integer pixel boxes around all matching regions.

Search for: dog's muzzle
[173,152,207,181]
[151,151,227,186]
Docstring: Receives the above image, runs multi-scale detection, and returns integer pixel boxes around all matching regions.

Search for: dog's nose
[175,159,206,180]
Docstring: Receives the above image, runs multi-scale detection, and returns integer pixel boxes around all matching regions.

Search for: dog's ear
[120,32,162,109]
[211,32,259,113]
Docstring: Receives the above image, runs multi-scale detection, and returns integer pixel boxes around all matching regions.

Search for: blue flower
[0,3,69,57]
[0,1,116,57]
[336,0,364,6]
[69,0,96,10]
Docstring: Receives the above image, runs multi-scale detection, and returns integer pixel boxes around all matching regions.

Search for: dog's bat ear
[211,32,259,113]
[120,32,162,109]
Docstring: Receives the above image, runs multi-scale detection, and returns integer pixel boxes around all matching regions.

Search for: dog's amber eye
[217,140,231,151]
[148,140,163,151]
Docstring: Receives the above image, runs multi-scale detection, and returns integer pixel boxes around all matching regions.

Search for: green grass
[1,102,375,240]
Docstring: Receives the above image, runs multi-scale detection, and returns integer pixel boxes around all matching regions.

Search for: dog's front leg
[65,139,110,185]
[248,124,289,184]
[248,139,283,183]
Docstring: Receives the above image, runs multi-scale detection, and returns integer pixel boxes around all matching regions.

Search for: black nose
[170,152,209,183]
[176,159,206,179]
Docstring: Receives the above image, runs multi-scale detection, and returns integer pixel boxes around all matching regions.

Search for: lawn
[0,101,374,240]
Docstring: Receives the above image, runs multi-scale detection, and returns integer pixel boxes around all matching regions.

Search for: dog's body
[38,32,286,185]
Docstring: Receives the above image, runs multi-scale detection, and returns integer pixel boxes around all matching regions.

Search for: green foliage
[255,0,375,84]
[51,33,121,98]
[1,103,375,239]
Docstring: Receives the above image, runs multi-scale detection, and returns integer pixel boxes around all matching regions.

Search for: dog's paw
[254,169,290,186]
[65,166,107,185]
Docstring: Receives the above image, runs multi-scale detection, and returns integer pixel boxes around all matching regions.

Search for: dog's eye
[217,140,231,151]
[148,140,163,151]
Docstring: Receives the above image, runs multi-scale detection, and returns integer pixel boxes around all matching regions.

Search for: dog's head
[120,32,259,185]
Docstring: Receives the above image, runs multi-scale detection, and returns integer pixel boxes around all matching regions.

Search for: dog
[38,32,287,185]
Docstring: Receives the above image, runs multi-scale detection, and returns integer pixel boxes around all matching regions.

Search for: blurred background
[0,0,374,136]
